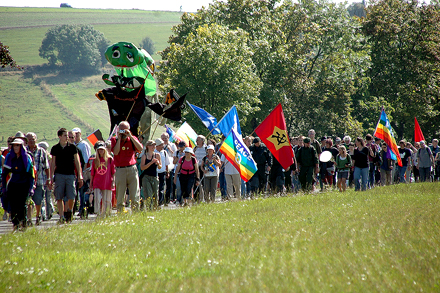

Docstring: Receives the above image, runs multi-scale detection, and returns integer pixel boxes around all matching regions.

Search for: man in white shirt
[72,127,91,163]
[155,138,171,206]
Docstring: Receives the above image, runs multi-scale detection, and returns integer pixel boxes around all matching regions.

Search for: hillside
[0,7,179,147]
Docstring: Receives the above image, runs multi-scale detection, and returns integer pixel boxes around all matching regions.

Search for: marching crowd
[1,121,439,231]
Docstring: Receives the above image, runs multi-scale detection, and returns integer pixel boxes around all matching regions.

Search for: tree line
[19,0,440,141]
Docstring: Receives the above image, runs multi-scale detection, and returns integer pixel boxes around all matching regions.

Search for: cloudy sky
[4,0,354,12]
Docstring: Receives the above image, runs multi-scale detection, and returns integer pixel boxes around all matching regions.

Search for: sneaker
[36,216,41,226]
[2,212,7,221]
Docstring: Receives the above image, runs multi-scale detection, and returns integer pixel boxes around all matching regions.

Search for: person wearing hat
[202,144,221,202]
[249,137,272,195]
[140,140,162,210]
[72,127,91,164]
[174,147,199,206]
[1,138,35,230]
[49,128,84,223]
[296,137,319,192]
[155,138,170,206]
[26,132,50,225]
[111,121,144,212]
[90,141,115,216]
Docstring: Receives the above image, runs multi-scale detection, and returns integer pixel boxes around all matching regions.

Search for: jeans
[354,167,369,191]
[166,171,175,202]
[175,175,182,204]
[78,181,88,216]
[398,166,407,183]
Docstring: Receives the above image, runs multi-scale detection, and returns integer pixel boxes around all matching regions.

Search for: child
[90,141,115,216]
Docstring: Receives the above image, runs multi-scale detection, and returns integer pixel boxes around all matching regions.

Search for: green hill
[0,7,180,147]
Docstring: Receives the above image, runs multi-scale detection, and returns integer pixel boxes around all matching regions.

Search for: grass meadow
[0,7,183,64]
[0,183,439,292]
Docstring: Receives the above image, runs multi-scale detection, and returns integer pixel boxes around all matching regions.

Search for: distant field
[0,7,183,65]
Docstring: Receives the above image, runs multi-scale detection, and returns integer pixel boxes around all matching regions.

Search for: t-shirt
[398,148,411,167]
[221,154,239,175]
[91,157,115,190]
[155,149,170,173]
[194,145,207,164]
[163,142,177,170]
[203,154,220,177]
[353,147,369,169]
[173,149,185,172]
[111,136,140,167]
[51,142,78,175]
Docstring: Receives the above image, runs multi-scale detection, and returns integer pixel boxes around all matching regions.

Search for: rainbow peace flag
[176,122,197,148]
[374,109,402,167]
[219,128,258,182]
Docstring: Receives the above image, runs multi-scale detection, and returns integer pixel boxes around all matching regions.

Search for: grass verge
[0,183,439,292]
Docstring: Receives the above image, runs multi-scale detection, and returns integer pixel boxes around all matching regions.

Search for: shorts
[337,170,349,179]
[32,184,44,205]
[54,174,76,201]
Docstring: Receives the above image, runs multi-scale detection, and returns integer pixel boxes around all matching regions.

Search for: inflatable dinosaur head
[105,42,154,68]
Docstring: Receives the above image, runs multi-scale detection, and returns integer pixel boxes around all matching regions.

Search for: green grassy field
[1,183,439,292]
[0,7,182,64]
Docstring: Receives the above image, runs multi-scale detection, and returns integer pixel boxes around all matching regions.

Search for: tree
[361,0,440,139]
[347,2,366,18]
[157,24,262,135]
[160,0,370,137]
[0,42,21,69]
[39,24,109,73]
[139,37,155,56]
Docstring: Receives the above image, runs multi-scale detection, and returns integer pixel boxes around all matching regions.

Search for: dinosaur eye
[126,52,134,63]
[112,50,120,59]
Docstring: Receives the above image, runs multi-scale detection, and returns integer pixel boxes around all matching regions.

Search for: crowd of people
[1,122,439,231]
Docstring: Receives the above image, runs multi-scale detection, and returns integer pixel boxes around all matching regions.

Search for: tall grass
[1,183,439,292]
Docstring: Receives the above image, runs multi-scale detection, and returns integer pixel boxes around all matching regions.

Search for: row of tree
[157,0,440,141]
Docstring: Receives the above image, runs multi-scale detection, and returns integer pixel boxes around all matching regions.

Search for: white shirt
[163,142,177,171]
[76,140,91,162]
[221,154,239,175]
[155,149,170,173]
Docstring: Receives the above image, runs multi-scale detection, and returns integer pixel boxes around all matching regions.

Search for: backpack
[179,156,196,174]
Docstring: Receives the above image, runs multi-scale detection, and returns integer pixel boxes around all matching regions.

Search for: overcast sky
[3,0,354,12]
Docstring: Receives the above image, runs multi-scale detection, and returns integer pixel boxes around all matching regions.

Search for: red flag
[414,117,425,143]
[254,104,294,169]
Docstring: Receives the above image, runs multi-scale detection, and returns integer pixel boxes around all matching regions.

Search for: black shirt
[398,148,411,167]
[51,142,78,175]
[353,147,369,169]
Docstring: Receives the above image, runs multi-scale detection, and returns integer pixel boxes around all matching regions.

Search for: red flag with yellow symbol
[254,104,294,170]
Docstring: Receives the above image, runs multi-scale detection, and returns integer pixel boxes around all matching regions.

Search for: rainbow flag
[374,109,402,167]
[176,122,197,148]
[219,128,258,182]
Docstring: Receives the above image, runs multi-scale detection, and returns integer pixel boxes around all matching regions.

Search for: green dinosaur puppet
[102,42,156,96]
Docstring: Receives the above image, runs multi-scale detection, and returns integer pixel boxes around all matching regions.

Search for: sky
[3,0,355,12]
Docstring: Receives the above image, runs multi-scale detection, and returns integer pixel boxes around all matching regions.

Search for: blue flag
[216,105,242,137]
[187,102,220,135]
